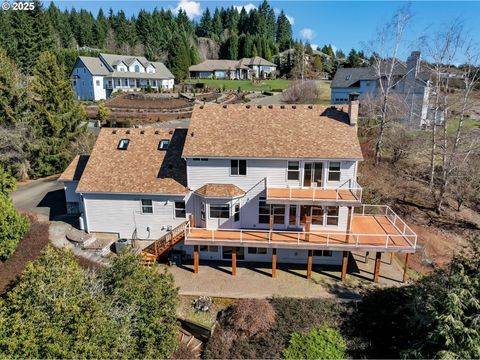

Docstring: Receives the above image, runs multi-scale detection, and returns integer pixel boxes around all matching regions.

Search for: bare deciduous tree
[282,80,322,103]
[368,5,412,165]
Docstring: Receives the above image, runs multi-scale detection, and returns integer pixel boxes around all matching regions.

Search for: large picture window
[328,162,341,181]
[210,204,229,219]
[272,205,285,225]
[311,206,324,225]
[258,197,270,224]
[174,201,186,218]
[141,199,153,214]
[287,161,300,180]
[231,160,247,176]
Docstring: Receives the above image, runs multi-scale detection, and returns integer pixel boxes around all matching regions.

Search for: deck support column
[193,245,199,274]
[305,215,311,242]
[341,251,349,281]
[272,248,277,278]
[189,214,195,228]
[232,247,237,276]
[307,250,313,279]
[345,207,353,243]
[373,252,382,283]
[403,253,410,283]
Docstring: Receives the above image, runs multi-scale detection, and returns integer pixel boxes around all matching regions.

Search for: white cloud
[234,3,257,13]
[174,0,202,19]
[311,44,319,50]
[299,28,316,40]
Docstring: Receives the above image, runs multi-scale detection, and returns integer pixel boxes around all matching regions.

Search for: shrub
[282,327,347,360]
[227,299,276,337]
[195,82,205,89]
[0,194,29,261]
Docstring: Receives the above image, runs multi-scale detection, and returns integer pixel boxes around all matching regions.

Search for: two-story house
[189,56,277,80]
[71,53,175,101]
[331,51,438,126]
[61,98,416,282]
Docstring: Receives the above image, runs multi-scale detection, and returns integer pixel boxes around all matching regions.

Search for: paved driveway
[11,176,66,221]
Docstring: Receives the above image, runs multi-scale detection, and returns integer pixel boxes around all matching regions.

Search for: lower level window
[312,206,324,225]
[210,204,229,219]
[175,201,186,218]
[313,250,333,257]
[326,206,339,226]
[248,247,267,255]
[141,199,153,214]
[272,205,285,224]
[200,245,218,252]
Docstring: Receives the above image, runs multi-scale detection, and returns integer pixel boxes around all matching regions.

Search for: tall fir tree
[276,10,292,51]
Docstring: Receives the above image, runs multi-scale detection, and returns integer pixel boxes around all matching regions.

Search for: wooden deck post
[272,248,277,278]
[232,247,237,276]
[403,253,410,283]
[345,207,353,243]
[193,245,199,274]
[373,252,382,283]
[307,250,313,279]
[189,214,195,227]
[305,215,311,242]
[341,251,349,281]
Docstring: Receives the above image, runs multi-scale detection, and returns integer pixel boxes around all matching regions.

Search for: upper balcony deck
[184,205,417,253]
[266,179,362,206]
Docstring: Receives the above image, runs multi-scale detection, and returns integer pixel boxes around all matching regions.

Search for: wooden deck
[185,215,416,253]
[266,187,360,204]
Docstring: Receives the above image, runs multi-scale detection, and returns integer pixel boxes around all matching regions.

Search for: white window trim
[174,201,186,219]
[140,199,153,214]
[209,203,230,219]
[230,159,247,177]
[328,161,342,182]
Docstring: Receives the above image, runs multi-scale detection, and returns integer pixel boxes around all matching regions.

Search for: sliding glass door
[303,162,323,187]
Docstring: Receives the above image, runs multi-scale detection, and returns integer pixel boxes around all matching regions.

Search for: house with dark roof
[331,51,437,126]
[60,100,417,282]
[189,56,276,80]
[71,53,175,101]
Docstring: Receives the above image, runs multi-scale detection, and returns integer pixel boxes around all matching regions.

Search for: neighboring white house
[71,53,175,101]
[189,56,277,80]
[61,101,417,281]
[331,51,439,126]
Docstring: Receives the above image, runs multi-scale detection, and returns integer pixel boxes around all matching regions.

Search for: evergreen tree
[0,48,27,126]
[29,51,86,176]
[197,8,212,37]
[226,34,239,60]
[212,8,223,39]
[276,10,292,51]
[237,7,249,34]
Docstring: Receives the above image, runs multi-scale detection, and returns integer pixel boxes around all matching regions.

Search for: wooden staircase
[141,220,189,266]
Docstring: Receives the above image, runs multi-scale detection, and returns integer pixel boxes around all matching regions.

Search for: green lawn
[186,78,291,92]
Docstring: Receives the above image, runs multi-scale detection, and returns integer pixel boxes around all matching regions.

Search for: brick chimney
[348,92,359,127]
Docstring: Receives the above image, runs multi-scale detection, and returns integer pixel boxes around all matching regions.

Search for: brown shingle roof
[182,104,363,160]
[195,183,245,198]
[59,155,90,181]
[76,128,189,194]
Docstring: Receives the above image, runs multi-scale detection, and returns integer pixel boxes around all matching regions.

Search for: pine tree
[226,34,239,60]
[0,48,27,126]
[197,8,212,37]
[212,8,223,39]
[276,10,292,51]
[29,51,86,176]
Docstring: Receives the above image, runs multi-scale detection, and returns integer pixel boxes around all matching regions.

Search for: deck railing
[144,220,189,258]
[354,205,417,249]
[185,206,417,252]
[267,178,363,202]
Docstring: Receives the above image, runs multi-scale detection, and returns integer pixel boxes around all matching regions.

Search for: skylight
[345,74,351,80]
[117,139,129,150]
[158,139,170,150]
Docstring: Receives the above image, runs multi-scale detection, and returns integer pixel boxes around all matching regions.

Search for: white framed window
[192,158,208,161]
[230,159,247,176]
[258,197,270,224]
[272,205,285,225]
[328,162,341,181]
[200,245,218,252]
[158,139,170,150]
[210,204,229,219]
[210,204,230,219]
[134,65,140,72]
[234,203,240,222]
[96,80,100,86]
[175,201,186,218]
[141,199,153,214]
[287,161,300,181]
[248,247,267,255]
[326,206,339,226]
[117,139,129,150]
[201,202,206,221]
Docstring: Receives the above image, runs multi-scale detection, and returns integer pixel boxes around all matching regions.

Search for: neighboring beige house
[60,99,417,283]
[189,56,277,80]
